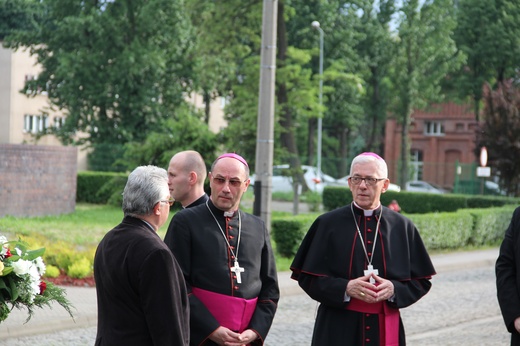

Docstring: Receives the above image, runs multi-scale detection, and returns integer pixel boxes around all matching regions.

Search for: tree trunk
[276,1,304,189]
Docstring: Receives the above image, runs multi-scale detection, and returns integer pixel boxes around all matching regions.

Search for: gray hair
[122,165,169,217]
[349,152,388,178]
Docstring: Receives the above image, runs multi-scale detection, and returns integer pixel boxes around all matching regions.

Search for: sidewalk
[0,247,500,339]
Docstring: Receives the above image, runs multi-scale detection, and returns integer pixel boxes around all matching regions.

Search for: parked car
[405,180,447,194]
[335,176,401,192]
[484,181,506,196]
[250,165,337,194]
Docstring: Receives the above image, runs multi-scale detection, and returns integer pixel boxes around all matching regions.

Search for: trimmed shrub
[467,206,515,246]
[272,214,316,258]
[322,186,519,214]
[44,265,61,278]
[408,212,473,249]
[77,171,127,204]
[272,219,305,258]
[67,257,93,279]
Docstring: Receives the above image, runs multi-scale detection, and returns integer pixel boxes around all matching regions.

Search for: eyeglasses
[159,199,175,207]
[212,177,246,188]
[349,176,386,186]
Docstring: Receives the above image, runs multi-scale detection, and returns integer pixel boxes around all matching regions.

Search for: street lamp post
[311,20,324,182]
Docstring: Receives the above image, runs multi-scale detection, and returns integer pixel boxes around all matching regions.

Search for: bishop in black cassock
[291,152,436,346]
[164,153,279,346]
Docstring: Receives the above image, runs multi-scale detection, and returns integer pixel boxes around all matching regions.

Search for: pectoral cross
[364,265,379,284]
[231,261,245,284]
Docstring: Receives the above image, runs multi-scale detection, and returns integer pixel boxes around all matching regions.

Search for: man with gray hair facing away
[94,165,189,345]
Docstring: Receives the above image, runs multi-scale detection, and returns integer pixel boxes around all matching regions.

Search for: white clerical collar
[353,202,381,216]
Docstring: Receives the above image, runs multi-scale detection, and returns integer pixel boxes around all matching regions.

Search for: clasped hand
[346,273,394,303]
[210,326,258,346]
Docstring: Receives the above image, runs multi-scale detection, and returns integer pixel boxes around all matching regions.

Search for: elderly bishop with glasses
[291,152,436,346]
[164,153,279,346]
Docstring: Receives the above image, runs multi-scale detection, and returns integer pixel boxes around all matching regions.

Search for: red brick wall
[0,144,77,217]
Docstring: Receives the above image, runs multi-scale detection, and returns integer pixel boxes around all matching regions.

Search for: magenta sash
[192,287,258,332]
[347,298,400,346]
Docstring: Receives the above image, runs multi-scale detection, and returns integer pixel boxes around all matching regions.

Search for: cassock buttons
[367,240,372,245]
[367,252,372,257]
[365,326,371,330]
[366,338,370,342]
[368,228,373,233]
[234,286,239,290]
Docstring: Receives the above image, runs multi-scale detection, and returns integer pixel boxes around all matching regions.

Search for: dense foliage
[477,80,520,196]
[2,0,520,192]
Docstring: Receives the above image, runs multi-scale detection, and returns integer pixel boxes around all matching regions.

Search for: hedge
[322,186,518,214]
[272,205,517,257]
[77,171,128,204]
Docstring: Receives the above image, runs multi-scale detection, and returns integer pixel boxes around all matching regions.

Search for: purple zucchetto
[359,152,384,161]
[216,153,249,168]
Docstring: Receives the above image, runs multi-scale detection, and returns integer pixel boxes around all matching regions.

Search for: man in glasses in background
[94,165,188,345]
[290,152,436,346]
[164,153,279,345]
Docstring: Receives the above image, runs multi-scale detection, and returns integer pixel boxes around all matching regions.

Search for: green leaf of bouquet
[26,248,46,260]
[7,276,18,301]
[0,267,13,276]
[0,277,9,300]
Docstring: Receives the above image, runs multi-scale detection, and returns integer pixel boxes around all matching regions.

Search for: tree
[119,104,218,171]
[390,0,464,187]
[0,0,43,41]
[349,0,396,156]
[477,80,520,196]
[453,0,520,122]
[3,0,194,170]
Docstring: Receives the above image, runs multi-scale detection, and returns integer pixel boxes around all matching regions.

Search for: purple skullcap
[359,152,384,160]
[217,153,249,168]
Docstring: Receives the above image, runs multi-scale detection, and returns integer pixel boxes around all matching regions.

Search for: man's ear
[154,202,161,215]
[189,171,197,185]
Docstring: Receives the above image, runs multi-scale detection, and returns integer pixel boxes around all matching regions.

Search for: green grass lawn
[0,201,298,272]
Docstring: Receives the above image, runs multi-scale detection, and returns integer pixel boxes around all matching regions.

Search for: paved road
[5,262,510,345]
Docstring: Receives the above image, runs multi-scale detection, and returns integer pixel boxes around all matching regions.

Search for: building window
[410,149,424,181]
[24,114,49,134]
[424,121,445,136]
[455,123,464,131]
[54,116,65,129]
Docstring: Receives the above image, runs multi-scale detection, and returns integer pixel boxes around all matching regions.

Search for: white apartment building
[0,44,227,170]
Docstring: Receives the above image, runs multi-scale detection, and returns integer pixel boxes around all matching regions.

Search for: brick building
[384,102,480,191]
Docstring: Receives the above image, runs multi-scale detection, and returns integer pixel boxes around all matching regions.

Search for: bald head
[168,150,207,207]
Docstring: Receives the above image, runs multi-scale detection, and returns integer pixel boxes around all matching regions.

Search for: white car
[250,165,337,194]
[335,176,401,192]
[405,180,447,194]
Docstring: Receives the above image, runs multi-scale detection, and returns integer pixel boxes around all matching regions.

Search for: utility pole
[311,21,324,181]
[253,0,278,231]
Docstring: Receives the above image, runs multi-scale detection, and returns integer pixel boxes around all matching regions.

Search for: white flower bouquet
[0,235,74,323]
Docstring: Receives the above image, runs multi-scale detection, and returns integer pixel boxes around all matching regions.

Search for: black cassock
[164,200,279,346]
[496,206,520,346]
[291,204,436,346]
[94,216,189,345]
